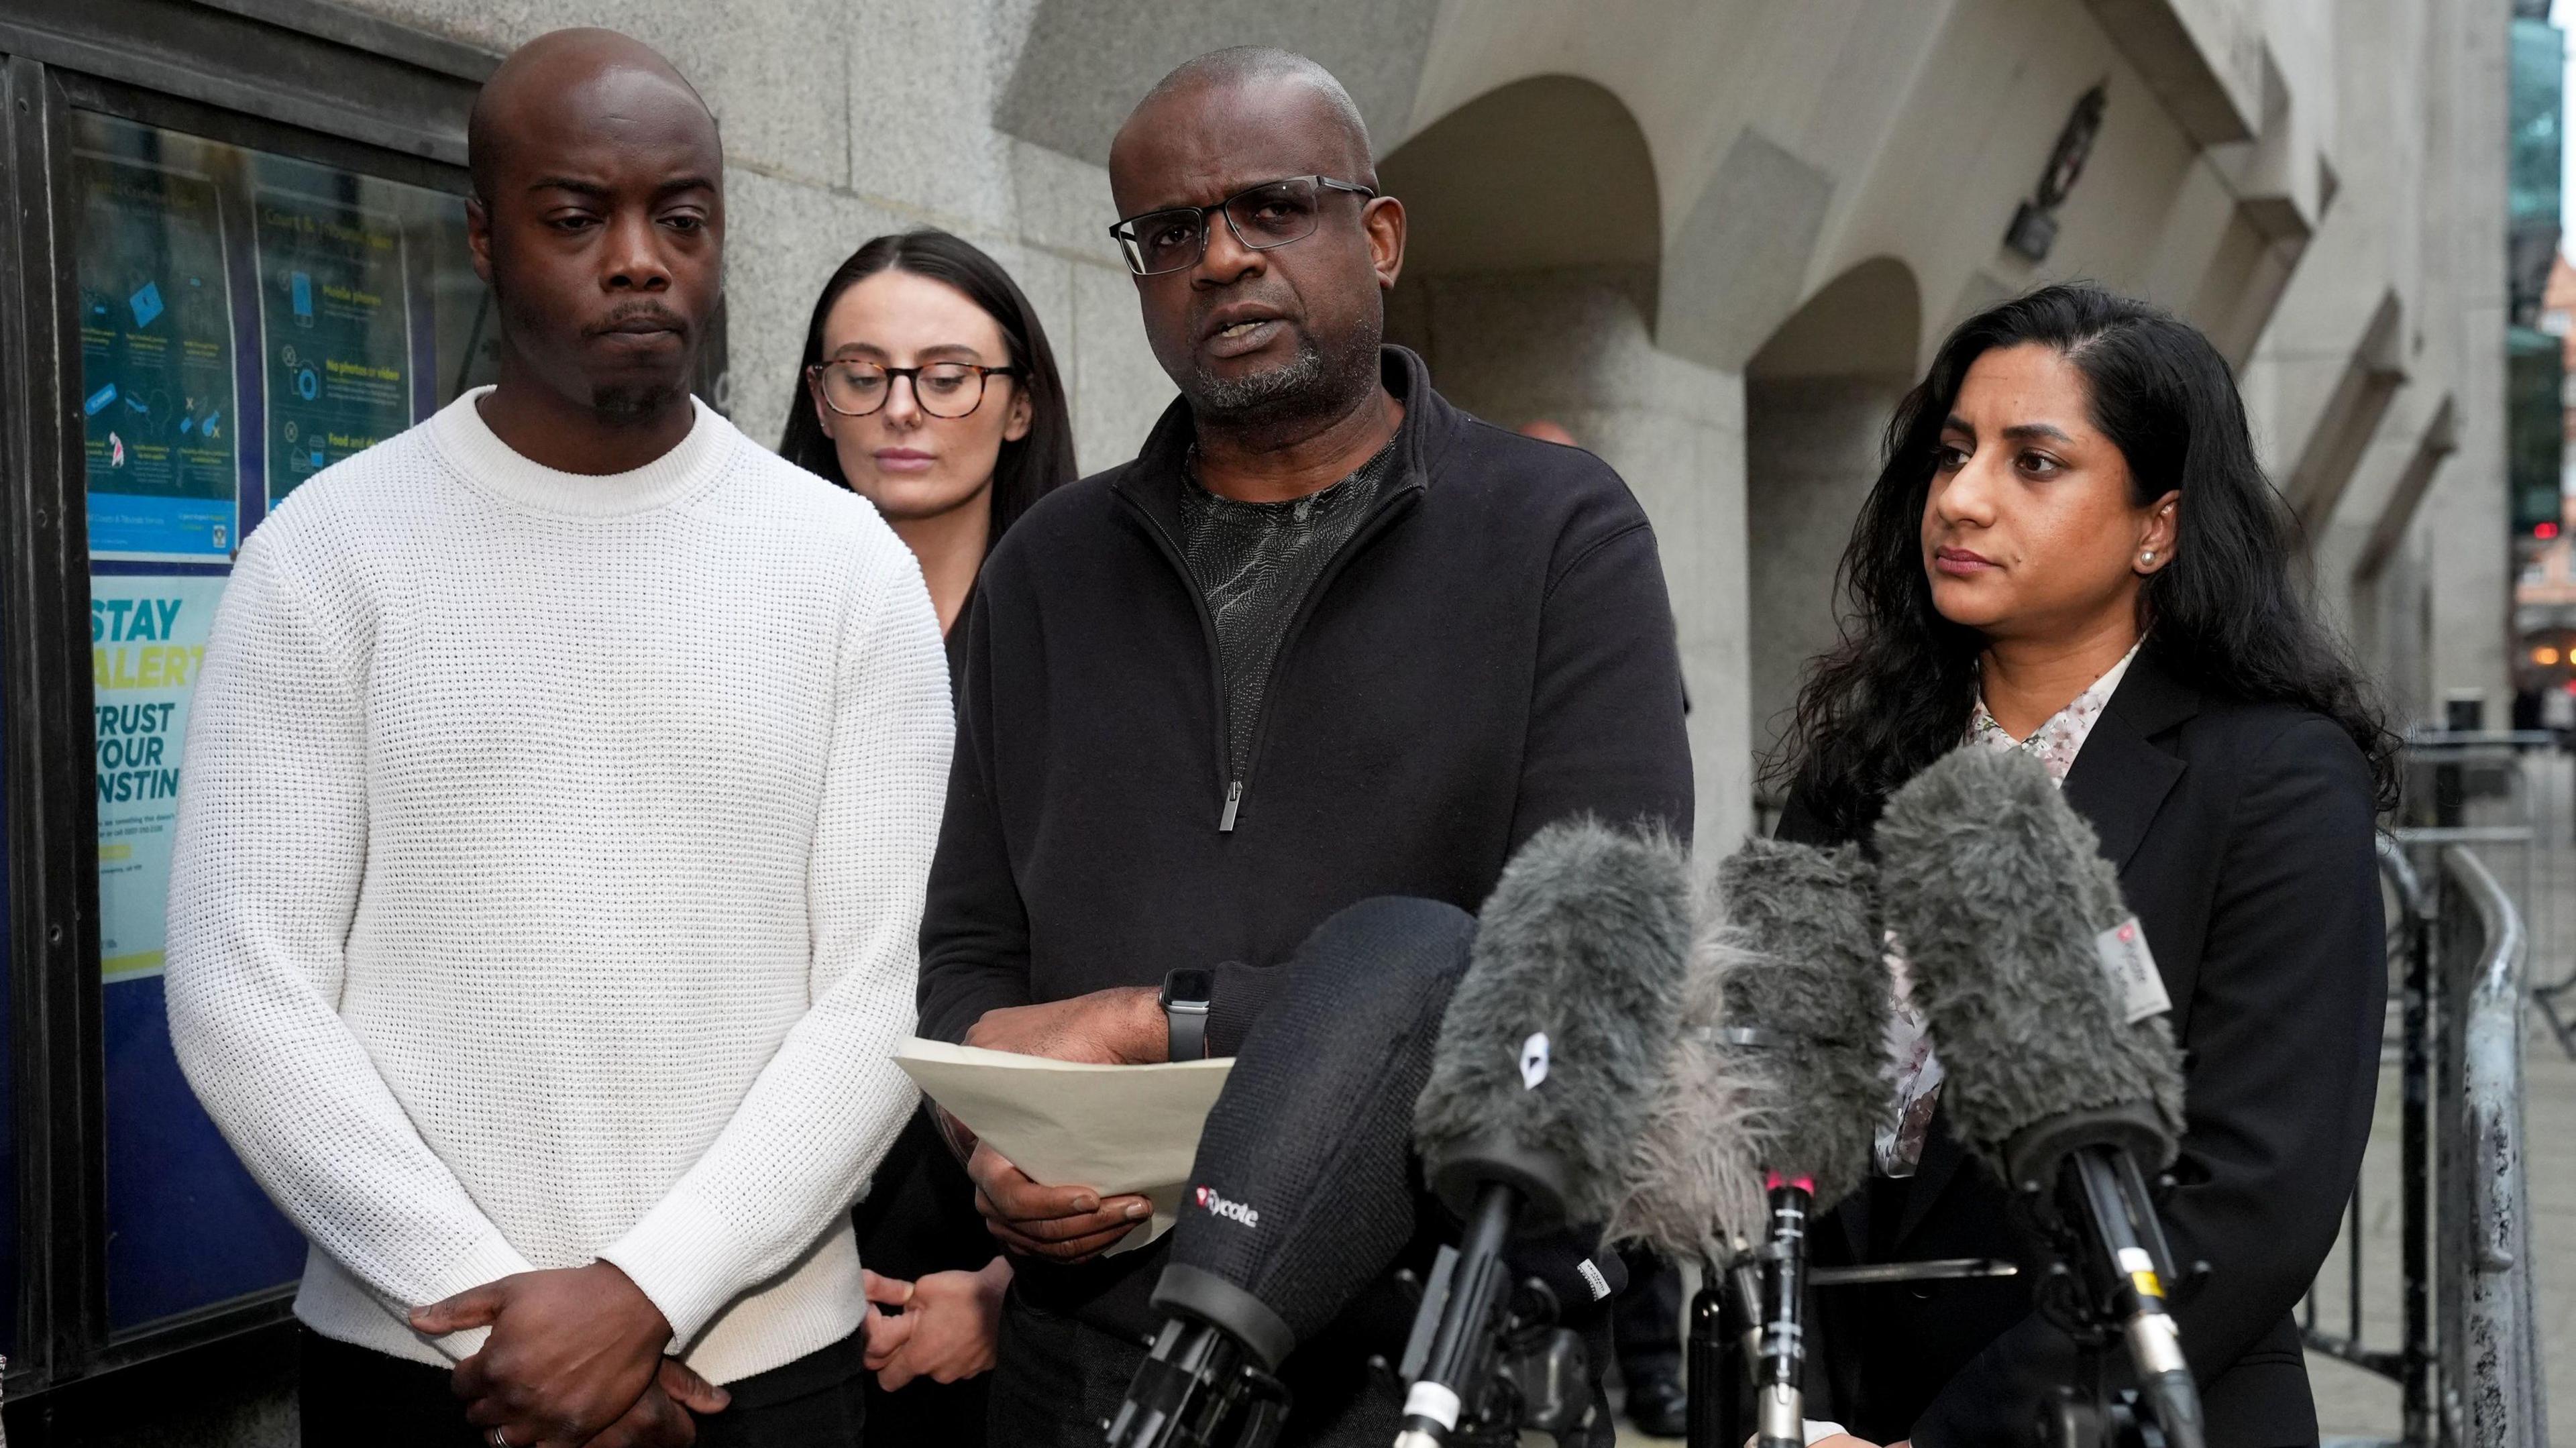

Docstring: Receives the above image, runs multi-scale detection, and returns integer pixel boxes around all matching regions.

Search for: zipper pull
[1219,780,1243,833]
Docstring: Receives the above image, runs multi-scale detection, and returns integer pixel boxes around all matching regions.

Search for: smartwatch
[1160,966,1215,1062]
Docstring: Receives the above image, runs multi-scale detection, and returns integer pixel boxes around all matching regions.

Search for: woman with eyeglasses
[777,228,1077,1445]
[782,229,1078,640]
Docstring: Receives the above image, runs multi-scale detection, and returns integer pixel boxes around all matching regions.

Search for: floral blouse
[1874,640,2146,1176]
[1965,640,2144,783]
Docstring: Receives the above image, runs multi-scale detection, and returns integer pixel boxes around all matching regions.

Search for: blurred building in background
[2515,252,2576,710]
[0,0,2526,1440]
[2510,0,2573,726]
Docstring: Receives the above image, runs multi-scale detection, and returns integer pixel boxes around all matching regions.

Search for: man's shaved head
[1121,47,1374,188]
[468,28,717,205]
[464,27,725,440]
[1106,48,1401,439]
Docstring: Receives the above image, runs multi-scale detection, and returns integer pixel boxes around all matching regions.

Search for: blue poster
[91,571,306,1330]
[257,190,411,503]
[74,154,240,562]
[92,575,226,981]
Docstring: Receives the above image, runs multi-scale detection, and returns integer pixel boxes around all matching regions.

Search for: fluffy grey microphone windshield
[1874,745,2186,1176]
[1712,838,1892,1212]
[1415,818,1691,1227]
[1607,862,1772,1262]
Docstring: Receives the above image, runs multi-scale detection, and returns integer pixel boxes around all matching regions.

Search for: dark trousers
[1611,1245,1684,1379]
[298,1327,867,1447]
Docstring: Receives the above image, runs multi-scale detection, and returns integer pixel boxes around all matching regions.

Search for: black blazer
[1778,653,2385,1448]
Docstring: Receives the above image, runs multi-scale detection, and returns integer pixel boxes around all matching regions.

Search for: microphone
[1707,838,1892,1448]
[1605,869,1769,1266]
[1399,819,1692,1448]
[1877,745,2202,1448]
[1108,895,1478,1448]
[1603,853,1772,1448]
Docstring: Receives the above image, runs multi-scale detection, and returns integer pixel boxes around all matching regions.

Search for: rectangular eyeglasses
[1108,174,1377,277]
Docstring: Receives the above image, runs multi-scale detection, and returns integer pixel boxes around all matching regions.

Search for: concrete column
[1742,378,1907,797]
[1387,268,1753,849]
[2424,0,2514,727]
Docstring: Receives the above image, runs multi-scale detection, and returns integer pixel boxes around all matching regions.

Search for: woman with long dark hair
[780,229,1076,1445]
[781,229,1078,641]
[1772,284,2394,1447]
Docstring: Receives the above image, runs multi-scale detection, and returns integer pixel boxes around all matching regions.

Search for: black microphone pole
[1109,1319,1291,1448]
[1393,1182,1520,1448]
[1685,1256,1756,1448]
[2064,1144,2199,1448]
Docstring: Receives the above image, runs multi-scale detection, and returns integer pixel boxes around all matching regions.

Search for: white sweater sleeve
[164,537,536,1357]
[598,553,953,1347]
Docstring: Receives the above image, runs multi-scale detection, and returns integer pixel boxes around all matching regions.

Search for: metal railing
[2304,838,2435,1441]
[2433,846,2546,1448]
[2395,730,2549,932]
[2396,730,2575,1058]
[2300,841,2546,1448]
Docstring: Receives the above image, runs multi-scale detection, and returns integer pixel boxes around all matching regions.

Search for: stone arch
[1376,76,1665,413]
[1379,74,1660,283]
[1743,258,1924,800]
[1379,77,1758,845]
[992,0,1443,167]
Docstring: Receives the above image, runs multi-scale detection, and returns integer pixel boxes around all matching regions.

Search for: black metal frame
[1,48,107,1399]
[0,0,496,1404]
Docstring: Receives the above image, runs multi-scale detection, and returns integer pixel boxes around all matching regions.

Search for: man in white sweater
[164,29,950,1448]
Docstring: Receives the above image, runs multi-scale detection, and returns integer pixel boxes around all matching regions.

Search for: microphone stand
[2012,1114,2206,1448]
[1395,1182,1521,1448]
[1389,1179,1595,1448]
[1753,1176,1814,1448]
[1106,1317,1292,1448]
[1685,1254,1760,1448]
[1686,1251,2020,1448]
[2070,1148,2200,1448]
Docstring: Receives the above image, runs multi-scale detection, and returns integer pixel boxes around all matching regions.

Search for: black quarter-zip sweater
[917,345,1694,1337]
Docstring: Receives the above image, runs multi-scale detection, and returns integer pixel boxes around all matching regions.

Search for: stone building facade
[337,0,2512,844]
[0,4,2518,1439]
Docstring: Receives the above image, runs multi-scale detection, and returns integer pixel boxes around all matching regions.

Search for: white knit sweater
[164,388,951,1383]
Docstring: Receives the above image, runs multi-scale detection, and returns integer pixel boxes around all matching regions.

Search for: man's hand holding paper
[962,985,1166,1064]
[969,1140,1152,1263]
[953,987,1170,1262]
[898,1023,1232,1266]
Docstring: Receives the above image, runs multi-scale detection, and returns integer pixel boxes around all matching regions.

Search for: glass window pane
[72,107,494,1333]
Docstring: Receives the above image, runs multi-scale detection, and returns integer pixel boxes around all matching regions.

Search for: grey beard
[1189,333,1330,416]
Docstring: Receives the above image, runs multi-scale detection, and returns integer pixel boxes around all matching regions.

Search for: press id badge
[2094,917,2171,1023]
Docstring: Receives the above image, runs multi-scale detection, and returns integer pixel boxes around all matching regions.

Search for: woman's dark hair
[777,229,1077,541]
[1772,282,2398,838]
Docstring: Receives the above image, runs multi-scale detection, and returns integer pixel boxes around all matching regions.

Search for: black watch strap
[1162,968,1214,1062]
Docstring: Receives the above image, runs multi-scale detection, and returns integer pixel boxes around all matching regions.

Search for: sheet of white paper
[894,1037,1234,1256]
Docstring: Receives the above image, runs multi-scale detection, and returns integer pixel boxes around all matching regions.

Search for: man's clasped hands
[405,1254,1009,1446]
[395,986,1169,1445]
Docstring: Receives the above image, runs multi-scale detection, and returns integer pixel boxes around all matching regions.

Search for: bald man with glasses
[915,48,1693,1445]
